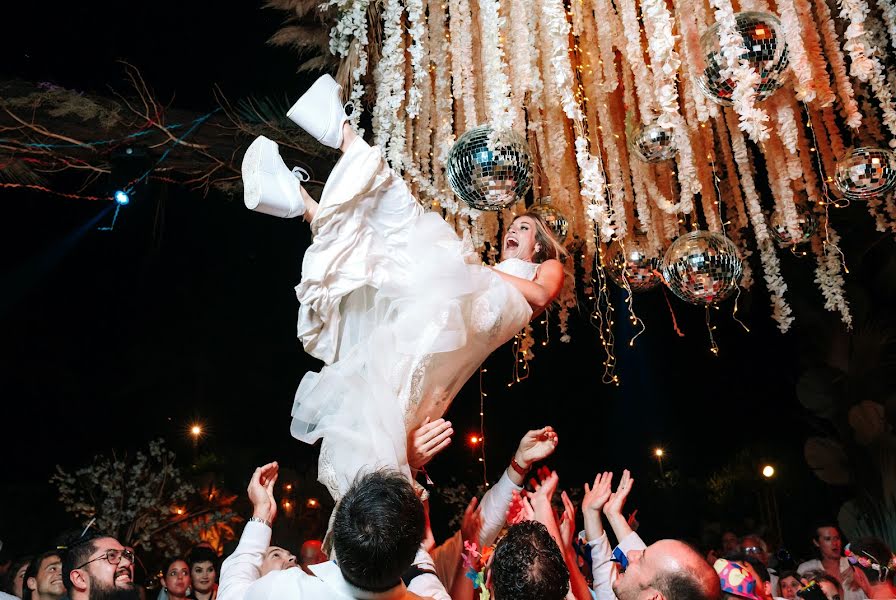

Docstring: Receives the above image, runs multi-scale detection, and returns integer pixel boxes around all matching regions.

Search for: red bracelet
[510,458,529,476]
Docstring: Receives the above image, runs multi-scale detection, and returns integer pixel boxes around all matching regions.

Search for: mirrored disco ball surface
[662,230,743,305]
[446,125,533,211]
[606,237,662,293]
[527,198,569,242]
[698,12,789,106]
[770,207,818,247]
[834,147,896,200]
[629,122,678,163]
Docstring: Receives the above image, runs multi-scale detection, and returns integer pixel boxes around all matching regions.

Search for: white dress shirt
[218,520,450,600]
[589,531,648,600]
[797,559,866,600]
[430,470,523,588]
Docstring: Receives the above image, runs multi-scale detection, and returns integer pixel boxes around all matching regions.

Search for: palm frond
[267,25,332,56]
[0,159,49,186]
[263,0,324,19]
[298,55,338,74]
[233,95,295,126]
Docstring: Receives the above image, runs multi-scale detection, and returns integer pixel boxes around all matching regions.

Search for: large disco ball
[698,12,789,106]
[606,237,662,293]
[834,147,896,200]
[662,230,743,305]
[770,207,818,247]
[527,197,569,242]
[446,125,533,211]
[629,122,678,163]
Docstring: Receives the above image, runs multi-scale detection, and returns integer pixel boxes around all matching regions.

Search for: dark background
[1,0,885,563]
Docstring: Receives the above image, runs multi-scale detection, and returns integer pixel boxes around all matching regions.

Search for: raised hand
[529,469,560,510]
[408,417,453,470]
[583,471,614,515]
[559,491,577,551]
[248,461,279,523]
[460,497,483,544]
[514,426,559,469]
[507,490,534,525]
[603,469,634,518]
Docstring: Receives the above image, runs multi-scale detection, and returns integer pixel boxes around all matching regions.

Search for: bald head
[613,539,721,600]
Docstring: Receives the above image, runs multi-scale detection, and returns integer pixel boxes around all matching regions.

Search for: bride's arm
[489,259,564,314]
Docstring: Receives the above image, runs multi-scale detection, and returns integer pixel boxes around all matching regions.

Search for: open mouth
[115,570,132,585]
[505,238,519,251]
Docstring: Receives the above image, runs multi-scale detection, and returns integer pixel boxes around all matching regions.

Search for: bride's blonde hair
[516,213,569,263]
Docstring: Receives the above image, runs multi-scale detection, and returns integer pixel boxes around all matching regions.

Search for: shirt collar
[309,561,409,599]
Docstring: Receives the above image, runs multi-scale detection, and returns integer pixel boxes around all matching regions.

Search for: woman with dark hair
[3,556,31,598]
[241,74,566,504]
[158,559,190,600]
[845,538,896,599]
[186,548,218,600]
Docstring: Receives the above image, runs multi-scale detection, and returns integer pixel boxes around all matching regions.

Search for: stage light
[306,498,319,508]
[468,435,481,446]
[285,484,293,492]
[762,465,775,478]
[190,424,202,437]
[654,448,664,457]
[114,190,130,205]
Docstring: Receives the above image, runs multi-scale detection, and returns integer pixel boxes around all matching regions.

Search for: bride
[241,74,565,502]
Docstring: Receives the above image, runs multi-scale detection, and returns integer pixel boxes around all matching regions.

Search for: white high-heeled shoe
[242,135,309,219]
[286,74,349,149]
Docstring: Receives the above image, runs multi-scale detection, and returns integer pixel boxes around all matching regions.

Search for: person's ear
[69,569,89,593]
[26,577,37,592]
[535,243,542,253]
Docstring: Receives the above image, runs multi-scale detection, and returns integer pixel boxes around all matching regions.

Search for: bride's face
[502,216,539,262]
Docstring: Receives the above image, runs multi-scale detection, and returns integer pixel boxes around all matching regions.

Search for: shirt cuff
[617,531,647,554]
[238,520,273,554]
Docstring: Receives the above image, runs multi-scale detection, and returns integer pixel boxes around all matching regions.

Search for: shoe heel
[242,136,303,219]
[286,74,346,148]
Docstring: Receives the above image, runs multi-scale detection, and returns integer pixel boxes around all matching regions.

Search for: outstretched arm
[219,463,279,600]
[490,259,564,314]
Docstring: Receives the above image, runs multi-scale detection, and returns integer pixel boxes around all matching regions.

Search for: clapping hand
[408,417,453,470]
[507,490,534,525]
[604,469,634,518]
[248,462,279,523]
[583,471,614,515]
[460,497,483,544]
[559,491,578,551]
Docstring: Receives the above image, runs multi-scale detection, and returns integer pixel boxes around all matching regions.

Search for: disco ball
[606,237,662,293]
[629,122,678,163]
[770,207,818,247]
[834,147,896,200]
[661,230,743,305]
[527,197,569,242]
[698,12,789,106]
[446,125,533,211]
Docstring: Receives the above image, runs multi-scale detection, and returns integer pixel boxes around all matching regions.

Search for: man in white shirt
[797,524,865,600]
[219,462,449,600]
[22,552,65,600]
[583,470,721,600]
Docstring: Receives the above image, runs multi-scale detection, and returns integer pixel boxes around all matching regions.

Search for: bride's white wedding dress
[291,137,539,501]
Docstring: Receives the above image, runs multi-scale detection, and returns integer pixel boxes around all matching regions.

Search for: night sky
[1,0,884,561]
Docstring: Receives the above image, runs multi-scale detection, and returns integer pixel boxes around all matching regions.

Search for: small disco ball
[629,122,678,163]
[834,147,896,200]
[446,125,533,211]
[605,237,662,293]
[770,207,818,247]
[527,197,569,242]
[698,12,789,106]
[661,230,743,305]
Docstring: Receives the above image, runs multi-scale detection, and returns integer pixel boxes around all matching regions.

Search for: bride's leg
[339,122,358,154]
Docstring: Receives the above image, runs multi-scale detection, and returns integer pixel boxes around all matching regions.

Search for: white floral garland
[542,0,614,241]
[430,0,456,209]
[506,0,536,125]
[876,0,896,53]
[617,0,656,123]
[778,0,816,102]
[839,0,876,81]
[448,0,479,130]
[815,0,862,127]
[479,0,514,132]
[371,0,406,169]
[812,222,852,326]
[793,0,835,106]
[640,0,680,129]
[405,0,428,119]
[327,0,371,134]
[724,112,794,331]
[591,0,621,93]
[710,0,771,142]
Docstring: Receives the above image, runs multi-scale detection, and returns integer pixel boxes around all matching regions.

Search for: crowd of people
[2,423,895,600]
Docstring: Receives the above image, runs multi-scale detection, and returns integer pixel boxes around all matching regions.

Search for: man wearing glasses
[61,534,139,600]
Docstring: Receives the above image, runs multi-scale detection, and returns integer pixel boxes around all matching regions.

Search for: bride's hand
[408,417,453,470]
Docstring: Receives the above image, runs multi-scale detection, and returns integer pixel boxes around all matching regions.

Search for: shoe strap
[291,166,310,183]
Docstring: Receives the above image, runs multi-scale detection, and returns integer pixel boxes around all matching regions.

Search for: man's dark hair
[332,470,424,592]
[60,530,106,594]
[725,552,771,583]
[22,550,62,600]
[656,569,719,600]
[187,547,220,573]
[491,521,569,600]
[848,537,895,584]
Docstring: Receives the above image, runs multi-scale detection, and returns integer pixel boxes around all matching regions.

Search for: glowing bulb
[114,190,130,205]
[190,424,202,437]
[762,465,775,478]
[654,448,664,457]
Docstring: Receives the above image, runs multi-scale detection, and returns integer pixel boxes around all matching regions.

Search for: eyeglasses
[77,548,135,570]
